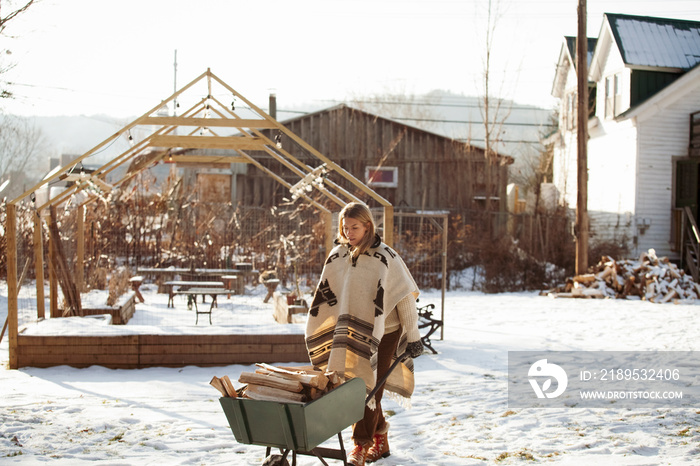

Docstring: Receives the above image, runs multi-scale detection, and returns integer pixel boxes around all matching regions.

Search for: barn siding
[236,105,507,212]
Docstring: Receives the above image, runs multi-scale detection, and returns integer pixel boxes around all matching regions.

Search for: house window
[365,166,398,188]
[605,73,622,118]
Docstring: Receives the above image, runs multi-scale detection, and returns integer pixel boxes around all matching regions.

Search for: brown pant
[352,330,401,446]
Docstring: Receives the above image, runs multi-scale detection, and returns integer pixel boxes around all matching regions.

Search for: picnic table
[137,267,258,293]
[164,281,225,308]
[174,287,230,325]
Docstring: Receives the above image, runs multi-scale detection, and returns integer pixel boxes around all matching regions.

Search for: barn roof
[604,13,700,70]
[277,103,511,160]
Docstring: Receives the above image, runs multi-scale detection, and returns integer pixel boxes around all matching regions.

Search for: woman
[305,202,423,466]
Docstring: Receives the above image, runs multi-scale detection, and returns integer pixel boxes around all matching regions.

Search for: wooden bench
[129,276,145,303]
[221,275,241,297]
[272,292,308,324]
[417,302,442,354]
[174,287,230,325]
[164,280,224,308]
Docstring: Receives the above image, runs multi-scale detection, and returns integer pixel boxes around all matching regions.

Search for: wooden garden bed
[14,333,308,369]
[59,292,137,325]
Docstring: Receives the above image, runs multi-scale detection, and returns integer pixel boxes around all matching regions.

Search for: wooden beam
[47,215,59,318]
[323,210,334,259]
[77,204,85,293]
[169,154,250,164]
[34,212,45,319]
[7,203,18,369]
[149,135,267,150]
[383,205,394,247]
[139,116,277,129]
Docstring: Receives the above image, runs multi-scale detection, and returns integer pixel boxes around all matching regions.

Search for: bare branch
[0,0,37,34]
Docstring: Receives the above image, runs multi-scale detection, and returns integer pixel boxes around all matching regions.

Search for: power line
[319,98,553,112]
[389,116,554,127]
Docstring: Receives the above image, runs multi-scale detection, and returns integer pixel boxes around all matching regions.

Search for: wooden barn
[181,104,512,212]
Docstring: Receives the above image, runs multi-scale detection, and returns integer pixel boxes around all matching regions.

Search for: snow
[1,283,700,465]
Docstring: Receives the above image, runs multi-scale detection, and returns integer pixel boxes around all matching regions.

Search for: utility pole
[576,0,589,274]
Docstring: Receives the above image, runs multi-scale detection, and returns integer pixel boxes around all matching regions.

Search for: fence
[4,194,449,332]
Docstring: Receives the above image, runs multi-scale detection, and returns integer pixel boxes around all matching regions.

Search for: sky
[2,281,700,464]
[1,0,699,119]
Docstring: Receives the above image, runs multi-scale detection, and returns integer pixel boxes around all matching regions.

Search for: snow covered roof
[605,13,700,70]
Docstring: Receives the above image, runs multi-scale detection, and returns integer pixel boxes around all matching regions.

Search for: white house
[550,13,700,259]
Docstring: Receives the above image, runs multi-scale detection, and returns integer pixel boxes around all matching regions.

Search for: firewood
[574,273,596,284]
[221,375,238,398]
[277,364,318,372]
[597,268,612,281]
[239,372,304,392]
[307,387,319,400]
[210,376,228,397]
[255,363,329,390]
[244,384,306,403]
[659,289,678,304]
[325,371,342,388]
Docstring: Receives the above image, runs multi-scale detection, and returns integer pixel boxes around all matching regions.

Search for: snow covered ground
[1,283,699,465]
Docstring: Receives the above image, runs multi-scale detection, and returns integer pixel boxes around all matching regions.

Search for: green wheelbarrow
[219,352,408,466]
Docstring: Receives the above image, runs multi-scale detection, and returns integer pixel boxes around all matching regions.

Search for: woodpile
[544,249,700,303]
[210,363,343,404]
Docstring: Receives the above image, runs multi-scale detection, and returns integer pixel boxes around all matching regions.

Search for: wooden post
[6,203,19,369]
[33,211,46,319]
[576,0,589,274]
[77,204,85,292]
[383,205,394,248]
[322,210,334,259]
[440,214,447,340]
[47,214,58,317]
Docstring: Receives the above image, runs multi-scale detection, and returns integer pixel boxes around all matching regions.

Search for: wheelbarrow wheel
[262,454,290,466]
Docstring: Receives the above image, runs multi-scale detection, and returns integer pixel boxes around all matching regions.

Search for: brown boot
[348,442,369,466]
[366,431,390,462]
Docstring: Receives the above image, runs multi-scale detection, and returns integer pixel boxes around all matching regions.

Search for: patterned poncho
[305,237,420,404]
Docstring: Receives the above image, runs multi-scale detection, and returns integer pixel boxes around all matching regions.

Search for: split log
[659,289,678,304]
[256,363,329,390]
[574,273,596,284]
[221,375,238,397]
[239,372,304,393]
[210,375,238,397]
[210,376,228,397]
[244,384,306,403]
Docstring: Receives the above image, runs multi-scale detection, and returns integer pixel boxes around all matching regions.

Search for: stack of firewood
[544,249,700,303]
[210,363,342,404]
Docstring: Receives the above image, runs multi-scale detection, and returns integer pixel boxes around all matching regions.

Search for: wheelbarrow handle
[364,350,409,406]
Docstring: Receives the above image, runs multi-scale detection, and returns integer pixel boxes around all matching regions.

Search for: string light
[275,131,282,149]
[289,164,328,201]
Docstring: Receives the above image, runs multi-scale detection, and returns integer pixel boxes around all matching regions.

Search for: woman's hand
[406,340,424,358]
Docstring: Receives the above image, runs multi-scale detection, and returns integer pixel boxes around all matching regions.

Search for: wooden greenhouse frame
[5,69,393,369]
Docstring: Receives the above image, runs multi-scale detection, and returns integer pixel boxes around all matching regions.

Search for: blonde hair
[338,202,376,258]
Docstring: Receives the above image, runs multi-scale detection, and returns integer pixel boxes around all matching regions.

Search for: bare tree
[0,114,50,199]
[1,0,37,99]
[477,0,513,211]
